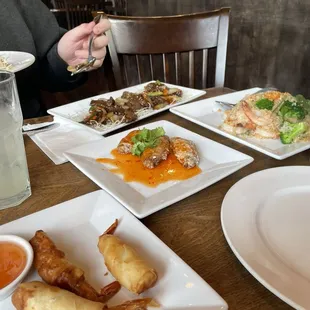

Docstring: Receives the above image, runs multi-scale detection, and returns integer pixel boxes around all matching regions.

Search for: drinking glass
[0,70,31,209]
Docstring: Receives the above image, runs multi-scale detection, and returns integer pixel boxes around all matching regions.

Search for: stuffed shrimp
[98,220,158,294]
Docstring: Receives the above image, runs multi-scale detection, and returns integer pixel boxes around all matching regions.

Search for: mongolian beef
[82,81,183,128]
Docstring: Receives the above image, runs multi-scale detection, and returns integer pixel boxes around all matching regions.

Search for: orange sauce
[263,91,281,100]
[96,148,202,187]
[119,130,140,145]
[0,242,27,289]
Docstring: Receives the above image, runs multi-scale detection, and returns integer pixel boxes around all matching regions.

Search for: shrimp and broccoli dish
[221,91,310,144]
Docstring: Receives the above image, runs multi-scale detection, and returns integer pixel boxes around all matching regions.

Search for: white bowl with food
[0,235,34,301]
[0,51,35,73]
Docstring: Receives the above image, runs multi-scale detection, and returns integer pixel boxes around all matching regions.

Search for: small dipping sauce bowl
[0,235,33,301]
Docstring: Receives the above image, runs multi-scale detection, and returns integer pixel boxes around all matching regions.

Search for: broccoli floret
[255,98,274,110]
[279,101,293,116]
[280,121,308,144]
[285,107,306,122]
[279,100,306,122]
[296,94,310,114]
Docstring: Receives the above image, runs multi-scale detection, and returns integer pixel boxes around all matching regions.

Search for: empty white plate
[64,120,253,218]
[0,51,35,72]
[0,190,228,309]
[221,166,310,310]
[48,81,206,135]
[170,88,310,160]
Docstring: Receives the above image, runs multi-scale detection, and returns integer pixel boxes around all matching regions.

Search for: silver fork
[215,87,278,110]
[22,122,60,135]
[67,13,105,76]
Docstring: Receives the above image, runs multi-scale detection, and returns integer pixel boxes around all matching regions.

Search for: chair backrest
[64,0,107,29]
[106,8,230,90]
[104,0,127,16]
[51,0,66,9]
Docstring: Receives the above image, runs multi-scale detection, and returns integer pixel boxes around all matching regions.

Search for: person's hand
[57,18,111,71]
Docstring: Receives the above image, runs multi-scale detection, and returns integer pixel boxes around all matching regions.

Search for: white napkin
[29,118,103,165]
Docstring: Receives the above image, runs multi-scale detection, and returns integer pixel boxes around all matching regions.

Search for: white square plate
[64,120,253,218]
[0,190,228,309]
[170,88,310,160]
[47,81,206,135]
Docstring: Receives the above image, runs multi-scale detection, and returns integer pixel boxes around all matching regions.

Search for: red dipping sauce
[0,242,27,289]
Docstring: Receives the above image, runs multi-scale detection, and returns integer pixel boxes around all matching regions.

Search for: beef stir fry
[82,81,183,127]
[144,81,183,97]
[82,97,137,125]
[120,92,151,110]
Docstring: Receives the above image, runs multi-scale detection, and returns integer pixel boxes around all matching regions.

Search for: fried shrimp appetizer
[141,135,171,169]
[170,137,199,168]
[12,281,157,310]
[117,130,140,154]
[98,220,158,294]
[30,230,120,303]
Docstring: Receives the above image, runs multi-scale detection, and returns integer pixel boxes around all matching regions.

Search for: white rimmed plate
[64,120,253,218]
[221,166,310,310]
[0,190,228,309]
[0,51,35,73]
[170,88,310,160]
[47,81,206,135]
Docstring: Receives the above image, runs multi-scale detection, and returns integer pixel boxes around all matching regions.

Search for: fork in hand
[67,13,106,76]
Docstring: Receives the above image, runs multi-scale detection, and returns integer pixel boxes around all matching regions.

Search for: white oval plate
[0,51,35,72]
[221,166,310,310]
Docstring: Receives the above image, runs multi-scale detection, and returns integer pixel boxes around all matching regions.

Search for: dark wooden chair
[106,8,230,90]
[104,0,127,16]
[51,0,66,9]
[63,0,107,29]
[50,1,67,29]
[59,0,127,30]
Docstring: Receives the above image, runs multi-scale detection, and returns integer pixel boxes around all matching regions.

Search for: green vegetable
[255,98,274,110]
[284,107,306,122]
[279,100,306,122]
[147,91,163,97]
[131,141,146,156]
[280,121,308,144]
[279,100,292,116]
[131,127,165,156]
[295,94,310,114]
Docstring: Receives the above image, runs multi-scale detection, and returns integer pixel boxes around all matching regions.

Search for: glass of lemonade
[0,70,31,209]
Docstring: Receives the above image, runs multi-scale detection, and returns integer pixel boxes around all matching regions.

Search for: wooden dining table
[1,87,305,309]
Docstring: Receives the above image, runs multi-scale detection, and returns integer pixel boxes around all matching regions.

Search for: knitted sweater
[0,0,86,118]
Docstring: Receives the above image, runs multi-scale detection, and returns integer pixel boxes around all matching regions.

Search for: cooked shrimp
[242,101,272,126]
[220,123,250,135]
[117,130,140,154]
[254,126,279,139]
[170,137,199,168]
[141,135,171,169]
